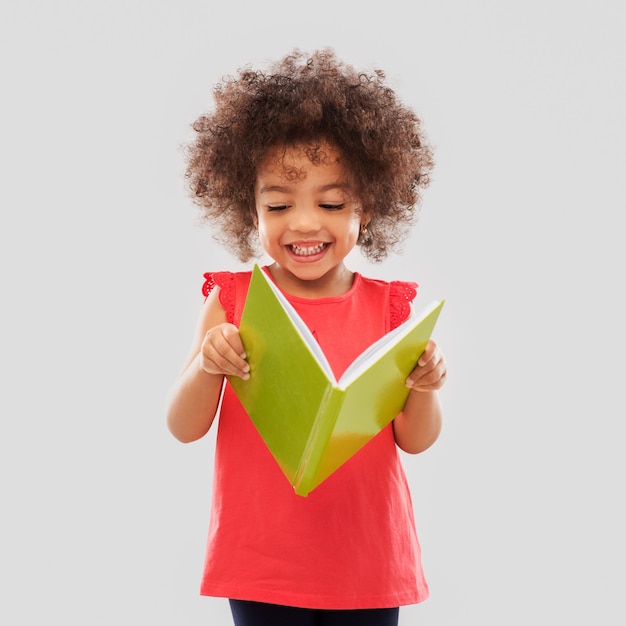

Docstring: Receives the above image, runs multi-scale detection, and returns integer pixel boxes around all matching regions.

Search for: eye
[320,203,345,211]
[267,204,289,212]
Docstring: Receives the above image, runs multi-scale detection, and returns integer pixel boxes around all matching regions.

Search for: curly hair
[185,48,434,262]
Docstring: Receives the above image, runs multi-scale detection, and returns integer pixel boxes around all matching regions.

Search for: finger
[201,327,250,378]
[221,324,247,359]
[201,351,250,379]
[406,350,446,389]
[418,340,440,368]
[407,362,447,391]
[407,350,439,384]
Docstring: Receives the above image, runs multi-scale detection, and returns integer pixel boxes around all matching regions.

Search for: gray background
[1,1,624,624]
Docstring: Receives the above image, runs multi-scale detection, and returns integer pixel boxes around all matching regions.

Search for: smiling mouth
[289,243,328,256]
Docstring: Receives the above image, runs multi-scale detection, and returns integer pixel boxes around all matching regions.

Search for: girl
[166,49,447,626]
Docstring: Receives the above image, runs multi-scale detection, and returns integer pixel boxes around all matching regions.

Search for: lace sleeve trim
[201,271,236,324]
[389,281,418,329]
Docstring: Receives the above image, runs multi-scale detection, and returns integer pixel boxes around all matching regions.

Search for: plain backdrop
[1,1,625,624]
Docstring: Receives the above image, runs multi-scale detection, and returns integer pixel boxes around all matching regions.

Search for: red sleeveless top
[199,268,429,609]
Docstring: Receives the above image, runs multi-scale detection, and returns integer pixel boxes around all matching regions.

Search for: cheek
[256,223,268,243]
[256,219,277,248]
[344,216,362,242]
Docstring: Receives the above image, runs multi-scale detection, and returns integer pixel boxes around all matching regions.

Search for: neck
[266,263,355,299]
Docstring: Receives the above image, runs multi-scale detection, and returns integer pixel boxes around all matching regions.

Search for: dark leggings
[229,599,399,626]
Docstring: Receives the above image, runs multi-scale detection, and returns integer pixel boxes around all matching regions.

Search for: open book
[228,265,444,496]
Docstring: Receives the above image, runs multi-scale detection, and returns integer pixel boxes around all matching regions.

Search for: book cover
[228,264,444,496]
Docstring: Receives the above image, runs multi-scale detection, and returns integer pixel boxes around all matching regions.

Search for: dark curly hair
[185,48,434,262]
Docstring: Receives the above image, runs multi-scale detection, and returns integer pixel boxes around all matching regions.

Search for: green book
[228,264,444,497]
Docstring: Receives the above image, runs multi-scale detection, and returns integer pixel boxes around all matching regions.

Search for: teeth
[291,243,326,256]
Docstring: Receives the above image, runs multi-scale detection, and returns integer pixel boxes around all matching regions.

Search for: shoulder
[201,270,253,324]
[202,271,240,296]
[358,274,418,301]
[358,275,419,329]
[389,280,418,328]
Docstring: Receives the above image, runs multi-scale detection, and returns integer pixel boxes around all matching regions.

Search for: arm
[165,287,250,443]
[393,339,447,454]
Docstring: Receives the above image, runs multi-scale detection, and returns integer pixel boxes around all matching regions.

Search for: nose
[289,205,320,233]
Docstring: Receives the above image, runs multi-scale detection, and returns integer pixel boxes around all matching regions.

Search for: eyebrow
[257,182,352,194]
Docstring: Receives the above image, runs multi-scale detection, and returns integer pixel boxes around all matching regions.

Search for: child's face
[254,143,365,291]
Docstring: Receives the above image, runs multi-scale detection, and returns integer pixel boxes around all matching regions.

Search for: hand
[405,340,447,392]
[199,323,250,380]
